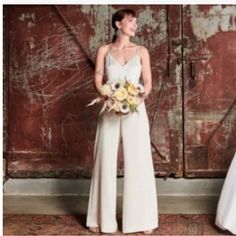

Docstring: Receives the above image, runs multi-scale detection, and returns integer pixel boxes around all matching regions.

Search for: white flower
[111,81,121,91]
[119,102,130,113]
[137,83,145,93]
[100,84,113,96]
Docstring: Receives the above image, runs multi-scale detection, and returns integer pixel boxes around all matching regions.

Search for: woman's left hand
[140,91,149,103]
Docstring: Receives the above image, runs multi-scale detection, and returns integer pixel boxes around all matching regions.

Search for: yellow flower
[127,95,139,105]
[114,87,128,101]
[119,78,127,86]
[127,83,138,96]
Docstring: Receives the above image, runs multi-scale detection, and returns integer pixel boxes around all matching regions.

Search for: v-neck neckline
[108,51,138,67]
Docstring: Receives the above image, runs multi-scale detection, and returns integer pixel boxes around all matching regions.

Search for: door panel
[6,5,105,177]
[148,5,183,177]
[183,5,236,177]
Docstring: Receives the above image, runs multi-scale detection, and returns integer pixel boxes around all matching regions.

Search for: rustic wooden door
[4,5,235,179]
[182,5,236,177]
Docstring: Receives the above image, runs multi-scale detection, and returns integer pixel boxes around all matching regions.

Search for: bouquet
[86,77,145,115]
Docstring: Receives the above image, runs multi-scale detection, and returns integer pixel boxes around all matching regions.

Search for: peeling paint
[41,126,52,149]
[19,12,35,22]
[29,36,35,49]
[137,6,167,47]
[28,21,35,28]
[190,5,236,41]
[81,5,109,52]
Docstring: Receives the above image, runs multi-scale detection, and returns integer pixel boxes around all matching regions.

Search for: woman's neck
[113,35,131,49]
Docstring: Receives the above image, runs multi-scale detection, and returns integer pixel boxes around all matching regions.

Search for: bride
[215,152,236,235]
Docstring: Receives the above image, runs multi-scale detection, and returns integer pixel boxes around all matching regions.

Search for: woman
[86,9,158,234]
[215,152,236,235]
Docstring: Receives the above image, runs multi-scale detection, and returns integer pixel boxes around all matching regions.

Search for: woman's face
[117,14,137,37]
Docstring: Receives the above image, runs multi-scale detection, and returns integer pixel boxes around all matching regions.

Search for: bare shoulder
[97,43,110,55]
[139,45,149,55]
[135,45,150,60]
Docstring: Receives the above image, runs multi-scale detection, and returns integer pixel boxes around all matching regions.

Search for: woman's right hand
[99,94,108,102]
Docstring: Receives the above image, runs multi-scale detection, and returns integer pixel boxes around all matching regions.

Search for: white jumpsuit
[86,45,158,234]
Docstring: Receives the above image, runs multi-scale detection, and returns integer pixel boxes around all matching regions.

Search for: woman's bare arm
[140,46,152,99]
[94,45,107,96]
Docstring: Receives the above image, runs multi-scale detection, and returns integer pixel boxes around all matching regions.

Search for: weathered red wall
[3,5,236,178]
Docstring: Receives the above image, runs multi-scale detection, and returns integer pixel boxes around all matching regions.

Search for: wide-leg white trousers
[86,102,158,233]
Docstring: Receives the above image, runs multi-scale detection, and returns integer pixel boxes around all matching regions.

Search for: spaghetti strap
[135,45,140,55]
[105,44,112,65]
[107,44,112,55]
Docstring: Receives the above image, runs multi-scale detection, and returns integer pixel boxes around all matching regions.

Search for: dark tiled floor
[3,214,233,235]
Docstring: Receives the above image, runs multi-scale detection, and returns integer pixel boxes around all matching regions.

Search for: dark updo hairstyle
[111,8,137,43]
